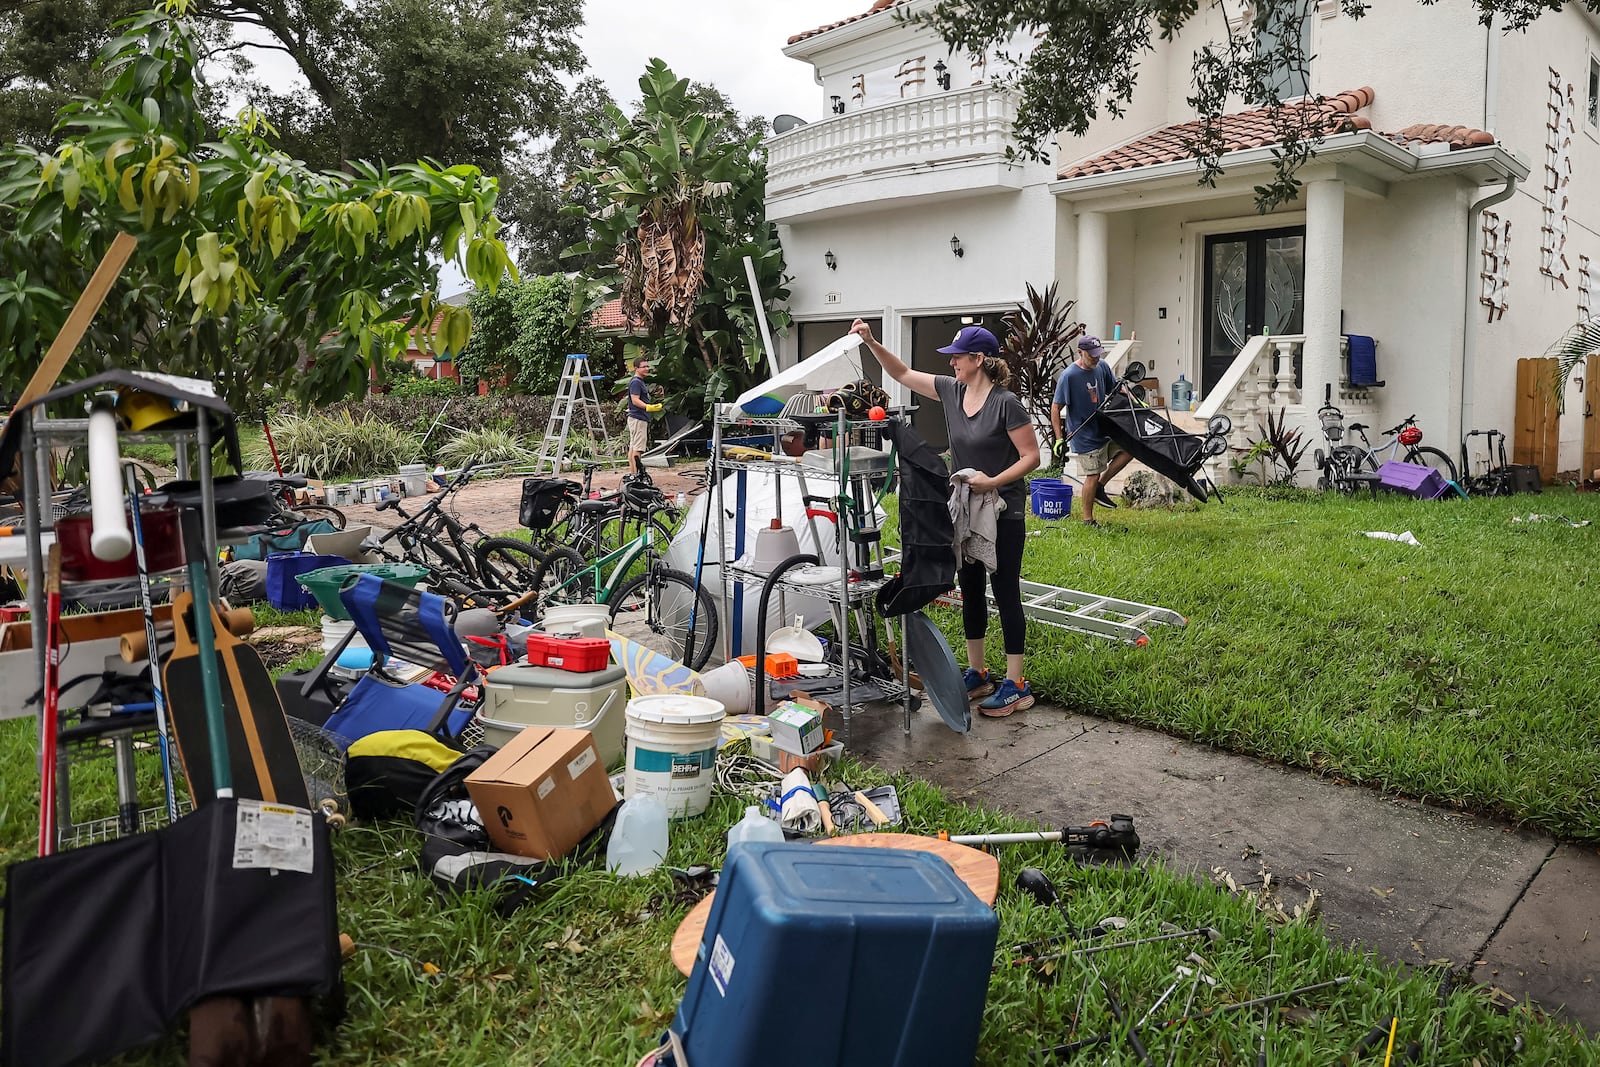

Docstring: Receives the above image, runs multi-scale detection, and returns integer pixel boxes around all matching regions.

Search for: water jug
[606,795,670,877]
[1171,375,1192,410]
[727,806,784,853]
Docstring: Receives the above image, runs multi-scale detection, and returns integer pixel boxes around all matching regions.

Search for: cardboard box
[465,727,617,859]
[768,700,824,755]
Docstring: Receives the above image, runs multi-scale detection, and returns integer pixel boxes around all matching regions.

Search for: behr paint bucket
[623,694,725,819]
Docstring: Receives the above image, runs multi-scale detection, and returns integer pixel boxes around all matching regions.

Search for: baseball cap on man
[1077,335,1108,358]
[937,325,1000,355]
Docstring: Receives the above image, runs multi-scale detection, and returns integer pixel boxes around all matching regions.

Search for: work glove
[1052,439,1069,465]
[645,403,663,413]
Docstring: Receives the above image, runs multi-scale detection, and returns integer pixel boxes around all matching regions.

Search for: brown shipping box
[465,727,617,860]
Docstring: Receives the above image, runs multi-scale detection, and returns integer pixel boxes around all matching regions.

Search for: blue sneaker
[979,678,1035,717]
[963,667,995,701]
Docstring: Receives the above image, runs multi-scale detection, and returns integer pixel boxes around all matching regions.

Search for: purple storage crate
[1376,461,1448,500]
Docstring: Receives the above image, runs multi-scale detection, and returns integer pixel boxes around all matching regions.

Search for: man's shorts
[628,418,648,453]
[1074,441,1124,477]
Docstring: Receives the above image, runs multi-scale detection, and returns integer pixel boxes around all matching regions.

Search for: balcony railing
[766,85,1021,197]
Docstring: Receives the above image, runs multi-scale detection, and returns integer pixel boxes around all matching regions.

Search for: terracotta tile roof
[1388,123,1496,150]
[1060,88,1378,179]
[590,298,627,331]
[789,0,906,45]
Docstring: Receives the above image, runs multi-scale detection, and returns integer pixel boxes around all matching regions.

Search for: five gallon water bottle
[726,806,784,854]
[1171,374,1192,410]
[606,795,670,877]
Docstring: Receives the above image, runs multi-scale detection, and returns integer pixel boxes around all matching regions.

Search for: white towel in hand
[778,768,821,835]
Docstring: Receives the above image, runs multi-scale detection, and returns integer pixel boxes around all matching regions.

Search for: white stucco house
[765,0,1600,480]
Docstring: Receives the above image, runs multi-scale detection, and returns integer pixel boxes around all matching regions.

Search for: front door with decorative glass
[1202,227,1305,397]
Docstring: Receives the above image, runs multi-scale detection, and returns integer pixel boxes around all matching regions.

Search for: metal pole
[195,418,220,597]
[713,413,731,662]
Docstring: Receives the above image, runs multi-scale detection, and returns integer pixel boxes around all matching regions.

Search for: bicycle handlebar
[375,497,399,512]
[1381,415,1419,437]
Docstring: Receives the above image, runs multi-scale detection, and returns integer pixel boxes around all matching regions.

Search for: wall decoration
[1580,255,1599,320]
[850,73,866,106]
[896,56,926,97]
[1541,68,1574,288]
[1480,211,1511,321]
[968,50,987,85]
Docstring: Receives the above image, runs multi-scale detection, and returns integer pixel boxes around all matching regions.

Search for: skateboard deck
[163,591,308,807]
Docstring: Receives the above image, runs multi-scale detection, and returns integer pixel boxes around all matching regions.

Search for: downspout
[1459,14,1507,439]
[1460,175,1516,439]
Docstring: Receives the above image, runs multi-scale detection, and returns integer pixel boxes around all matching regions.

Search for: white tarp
[667,468,883,662]
[732,335,863,415]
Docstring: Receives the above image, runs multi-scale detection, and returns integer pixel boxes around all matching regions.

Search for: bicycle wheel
[474,537,545,596]
[609,567,717,671]
[292,504,347,530]
[1403,446,1458,486]
[1329,446,1377,494]
[530,547,593,608]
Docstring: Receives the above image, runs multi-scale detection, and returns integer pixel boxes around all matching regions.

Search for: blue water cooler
[669,842,998,1066]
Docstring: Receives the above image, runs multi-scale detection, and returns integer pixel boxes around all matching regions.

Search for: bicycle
[1313,386,1457,491]
[529,524,716,671]
[369,461,508,596]
[1459,429,1516,496]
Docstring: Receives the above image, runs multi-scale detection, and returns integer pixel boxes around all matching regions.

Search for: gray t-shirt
[934,375,1032,515]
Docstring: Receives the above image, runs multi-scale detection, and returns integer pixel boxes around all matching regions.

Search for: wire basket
[1318,409,1345,442]
[287,716,349,814]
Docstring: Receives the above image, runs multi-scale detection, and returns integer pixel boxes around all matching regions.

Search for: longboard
[163,591,308,808]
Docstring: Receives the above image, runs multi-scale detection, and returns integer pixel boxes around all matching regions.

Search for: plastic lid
[626,694,726,724]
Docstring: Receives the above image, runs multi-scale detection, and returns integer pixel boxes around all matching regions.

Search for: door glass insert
[1202,227,1305,396]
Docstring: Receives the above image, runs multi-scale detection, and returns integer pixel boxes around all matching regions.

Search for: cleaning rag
[950,467,1005,572]
[1363,530,1421,547]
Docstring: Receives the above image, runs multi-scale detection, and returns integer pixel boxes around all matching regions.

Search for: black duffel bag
[153,474,276,528]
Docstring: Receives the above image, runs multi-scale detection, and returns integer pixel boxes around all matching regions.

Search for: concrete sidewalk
[847,701,1599,1034]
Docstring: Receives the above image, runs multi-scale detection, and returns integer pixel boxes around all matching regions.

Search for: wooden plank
[1538,357,1560,482]
[1585,355,1600,478]
[15,233,139,410]
[1514,358,1537,469]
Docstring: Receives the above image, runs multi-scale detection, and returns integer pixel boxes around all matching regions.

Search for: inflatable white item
[732,335,864,415]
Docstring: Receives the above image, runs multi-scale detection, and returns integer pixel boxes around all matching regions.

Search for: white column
[1076,210,1109,338]
[1302,179,1345,410]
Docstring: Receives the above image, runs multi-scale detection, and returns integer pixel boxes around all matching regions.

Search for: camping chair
[296,574,480,747]
[1345,334,1385,389]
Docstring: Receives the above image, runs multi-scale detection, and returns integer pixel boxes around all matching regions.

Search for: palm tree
[1544,314,1600,410]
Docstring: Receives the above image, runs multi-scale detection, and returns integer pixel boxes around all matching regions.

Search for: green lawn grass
[930,483,1600,842]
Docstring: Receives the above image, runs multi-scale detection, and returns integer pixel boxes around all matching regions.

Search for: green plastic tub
[295,562,430,620]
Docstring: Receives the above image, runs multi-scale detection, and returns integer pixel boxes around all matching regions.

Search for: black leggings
[959,517,1026,655]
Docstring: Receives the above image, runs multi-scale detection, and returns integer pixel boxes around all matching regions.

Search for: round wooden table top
[668,832,1000,976]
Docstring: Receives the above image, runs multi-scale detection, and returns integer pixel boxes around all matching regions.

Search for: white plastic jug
[606,795,670,877]
[726,805,784,854]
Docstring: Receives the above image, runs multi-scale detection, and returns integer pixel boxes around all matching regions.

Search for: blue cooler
[671,842,997,1066]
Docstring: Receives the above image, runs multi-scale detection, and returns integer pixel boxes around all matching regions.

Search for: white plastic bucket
[542,603,610,637]
[399,463,428,497]
[624,694,725,818]
[320,615,370,653]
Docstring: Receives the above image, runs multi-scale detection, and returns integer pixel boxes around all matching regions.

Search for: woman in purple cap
[850,319,1040,715]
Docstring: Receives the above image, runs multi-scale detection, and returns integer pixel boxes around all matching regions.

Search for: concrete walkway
[847,701,1600,1034]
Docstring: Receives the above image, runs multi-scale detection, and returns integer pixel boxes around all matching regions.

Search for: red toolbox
[525,632,611,673]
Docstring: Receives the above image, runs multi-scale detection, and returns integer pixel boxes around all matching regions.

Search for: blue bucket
[1030,478,1073,520]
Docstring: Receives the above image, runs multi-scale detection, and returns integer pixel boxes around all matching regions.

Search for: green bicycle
[529,526,718,671]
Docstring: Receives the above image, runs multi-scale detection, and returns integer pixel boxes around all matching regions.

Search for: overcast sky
[578,1,849,124]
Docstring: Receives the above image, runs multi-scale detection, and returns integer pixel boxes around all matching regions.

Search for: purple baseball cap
[1078,335,1108,358]
[938,325,1000,355]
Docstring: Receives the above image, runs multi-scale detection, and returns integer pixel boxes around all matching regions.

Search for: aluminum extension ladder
[535,353,615,474]
[937,580,1186,646]
[881,550,1186,645]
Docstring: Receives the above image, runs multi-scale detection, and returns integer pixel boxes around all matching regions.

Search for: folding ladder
[936,580,1186,645]
[535,354,616,474]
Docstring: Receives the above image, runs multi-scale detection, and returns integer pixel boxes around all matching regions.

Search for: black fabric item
[1094,393,1210,502]
[1,799,340,1067]
[519,478,578,530]
[958,517,1026,654]
[877,420,956,616]
[152,474,276,527]
[415,745,500,849]
[276,669,350,728]
[419,805,618,916]
[346,730,461,821]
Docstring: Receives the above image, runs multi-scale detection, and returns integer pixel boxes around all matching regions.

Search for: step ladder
[881,551,1186,645]
[535,353,616,474]
[936,579,1186,645]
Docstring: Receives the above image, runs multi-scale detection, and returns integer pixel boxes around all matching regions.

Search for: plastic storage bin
[1376,461,1448,500]
[265,552,349,610]
[671,842,997,1067]
[1030,477,1074,519]
[479,662,628,767]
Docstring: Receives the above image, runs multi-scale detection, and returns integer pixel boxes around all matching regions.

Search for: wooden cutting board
[668,832,1000,976]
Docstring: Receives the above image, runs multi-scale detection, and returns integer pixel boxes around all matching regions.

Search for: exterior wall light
[825,250,837,271]
[933,60,951,91]
[830,95,845,115]
[950,235,964,258]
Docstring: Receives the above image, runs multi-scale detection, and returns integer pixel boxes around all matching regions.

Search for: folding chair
[1345,334,1385,388]
[297,574,480,746]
